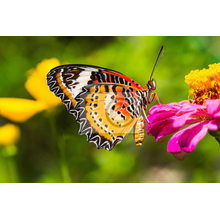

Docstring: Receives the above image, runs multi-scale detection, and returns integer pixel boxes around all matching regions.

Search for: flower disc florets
[185,63,220,104]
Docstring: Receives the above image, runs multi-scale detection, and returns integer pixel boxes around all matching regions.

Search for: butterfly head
[147,78,156,90]
[143,78,156,93]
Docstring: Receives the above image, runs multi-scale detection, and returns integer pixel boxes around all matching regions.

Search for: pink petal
[148,101,204,117]
[167,126,185,153]
[180,122,210,152]
[168,119,220,153]
[168,122,206,153]
[147,112,199,141]
[176,102,205,115]
[206,99,220,119]
[213,112,220,118]
[148,102,183,115]
[147,111,177,124]
[205,118,220,131]
[172,112,198,128]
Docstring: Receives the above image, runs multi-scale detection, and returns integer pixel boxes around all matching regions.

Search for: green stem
[58,137,72,183]
[6,156,19,183]
[48,114,71,183]
[1,146,19,183]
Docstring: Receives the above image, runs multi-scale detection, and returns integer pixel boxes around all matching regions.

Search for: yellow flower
[0,58,62,123]
[0,123,20,146]
[25,58,61,108]
[185,63,220,104]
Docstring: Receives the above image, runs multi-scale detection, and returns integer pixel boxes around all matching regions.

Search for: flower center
[185,63,220,105]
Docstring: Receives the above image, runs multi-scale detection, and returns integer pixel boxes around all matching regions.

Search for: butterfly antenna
[149,46,164,80]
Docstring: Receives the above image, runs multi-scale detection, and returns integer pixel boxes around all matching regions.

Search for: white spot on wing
[61,70,94,98]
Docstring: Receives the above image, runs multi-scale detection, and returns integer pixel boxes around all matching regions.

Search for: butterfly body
[47,64,159,150]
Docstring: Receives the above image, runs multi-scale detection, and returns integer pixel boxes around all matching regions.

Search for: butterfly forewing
[46,64,145,150]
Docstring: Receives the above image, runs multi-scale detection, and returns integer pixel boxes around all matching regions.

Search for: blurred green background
[1,36,220,183]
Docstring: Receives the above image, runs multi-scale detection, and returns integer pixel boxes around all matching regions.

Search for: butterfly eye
[152,78,156,90]
[147,78,156,90]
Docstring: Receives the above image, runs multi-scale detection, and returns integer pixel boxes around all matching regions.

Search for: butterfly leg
[151,92,161,104]
[143,92,161,123]
[142,109,149,123]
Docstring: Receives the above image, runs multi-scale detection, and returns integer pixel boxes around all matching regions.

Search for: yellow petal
[0,123,20,146]
[25,58,61,108]
[0,98,47,123]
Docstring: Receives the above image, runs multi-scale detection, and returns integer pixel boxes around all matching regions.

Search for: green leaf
[208,130,220,145]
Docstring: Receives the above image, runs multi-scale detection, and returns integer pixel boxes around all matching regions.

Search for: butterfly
[46,46,164,150]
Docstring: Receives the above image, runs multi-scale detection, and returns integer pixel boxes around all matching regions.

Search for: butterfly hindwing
[73,83,143,150]
[46,64,144,150]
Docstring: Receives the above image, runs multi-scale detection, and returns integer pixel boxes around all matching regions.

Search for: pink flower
[147,99,220,160]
